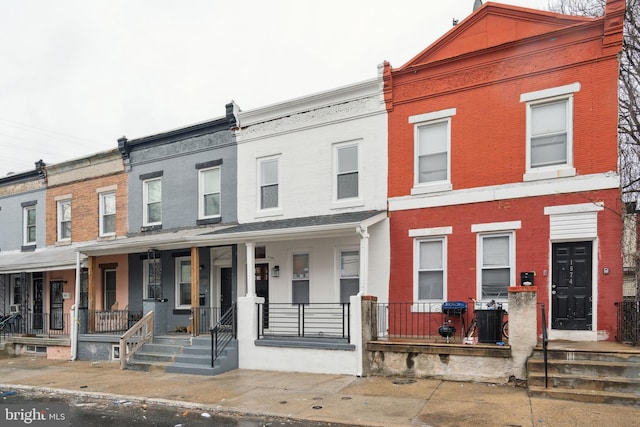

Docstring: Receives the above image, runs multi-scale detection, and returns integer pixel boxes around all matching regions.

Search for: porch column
[357,226,370,295]
[88,256,97,333]
[245,242,255,297]
[190,247,200,336]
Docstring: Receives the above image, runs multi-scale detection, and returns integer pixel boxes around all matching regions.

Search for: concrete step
[528,358,640,377]
[528,372,640,394]
[165,363,219,376]
[140,343,184,354]
[182,345,211,356]
[529,385,640,406]
[131,351,176,363]
[530,349,640,364]
[153,335,191,346]
[125,360,171,373]
[173,353,211,366]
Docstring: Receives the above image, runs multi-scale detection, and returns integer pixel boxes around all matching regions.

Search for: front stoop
[126,335,238,376]
[527,345,640,406]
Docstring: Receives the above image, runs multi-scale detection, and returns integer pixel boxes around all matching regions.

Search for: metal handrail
[119,311,154,370]
[541,303,548,388]
[257,302,351,341]
[211,303,236,367]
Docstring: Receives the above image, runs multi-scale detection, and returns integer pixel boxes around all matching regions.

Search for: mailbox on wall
[520,272,534,286]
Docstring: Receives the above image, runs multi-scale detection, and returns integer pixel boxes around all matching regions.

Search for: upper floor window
[57,199,71,242]
[339,249,359,304]
[292,252,309,305]
[521,83,580,181]
[23,204,36,246]
[99,192,116,236]
[409,108,456,194]
[259,157,279,210]
[143,178,162,226]
[199,167,221,219]
[335,143,359,200]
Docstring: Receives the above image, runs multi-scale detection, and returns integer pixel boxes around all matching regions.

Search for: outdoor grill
[439,301,467,342]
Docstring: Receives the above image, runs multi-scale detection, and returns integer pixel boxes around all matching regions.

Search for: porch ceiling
[0,245,84,274]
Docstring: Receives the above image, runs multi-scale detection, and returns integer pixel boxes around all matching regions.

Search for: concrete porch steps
[527,343,640,406]
[126,335,238,376]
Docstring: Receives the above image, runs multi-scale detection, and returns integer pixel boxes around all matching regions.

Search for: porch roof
[195,210,387,244]
[0,245,83,274]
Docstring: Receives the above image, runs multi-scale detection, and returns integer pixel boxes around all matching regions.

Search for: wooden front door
[551,241,593,330]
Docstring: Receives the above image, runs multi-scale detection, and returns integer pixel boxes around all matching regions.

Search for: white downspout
[356,225,370,296]
[70,252,81,361]
[245,242,255,297]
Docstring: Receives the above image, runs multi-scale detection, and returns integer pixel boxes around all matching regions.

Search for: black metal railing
[615,300,640,345]
[541,303,549,388]
[377,302,458,340]
[257,303,351,342]
[211,303,236,366]
[192,306,222,335]
[91,309,143,333]
[2,312,71,337]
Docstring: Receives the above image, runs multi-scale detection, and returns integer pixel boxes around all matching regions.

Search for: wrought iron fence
[615,300,640,345]
[377,302,467,340]
[2,312,72,337]
[257,302,350,342]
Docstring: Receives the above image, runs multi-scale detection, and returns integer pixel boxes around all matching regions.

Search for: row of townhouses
[0,1,628,378]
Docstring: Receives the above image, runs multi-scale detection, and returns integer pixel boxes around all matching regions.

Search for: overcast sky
[0,0,552,177]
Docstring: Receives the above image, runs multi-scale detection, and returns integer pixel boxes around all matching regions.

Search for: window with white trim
[23,205,36,245]
[478,233,514,300]
[143,178,162,226]
[292,253,309,304]
[57,199,71,241]
[259,157,279,210]
[143,258,162,300]
[335,143,359,200]
[175,257,191,309]
[339,250,359,303]
[199,167,221,219]
[99,192,116,236]
[521,83,580,180]
[410,108,455,193]
[415,237,446,301]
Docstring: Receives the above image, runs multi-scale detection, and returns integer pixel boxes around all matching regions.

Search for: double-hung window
[143,178,162,226]
[521,83,580,181]
[22,203,36,246]
[199,167,221,219]
[339,250,360,303]
[175,257,191,309]
[99,192,116,236]
[472,221,520,301]
[409,108,455,194]
[416,238,446,301]
[57,199,71,242]
[335,143,359,200]
[259,157,279,210]
[292,253,309,305]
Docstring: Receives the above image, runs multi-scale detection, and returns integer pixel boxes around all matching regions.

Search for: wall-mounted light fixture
[271,265,280,278]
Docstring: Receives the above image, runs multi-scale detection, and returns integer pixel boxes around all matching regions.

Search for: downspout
[355,225,370,377]
[70,252,81,361]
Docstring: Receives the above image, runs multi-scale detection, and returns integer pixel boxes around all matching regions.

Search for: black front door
[33,275,44,330]
[255,263,269,329]
[220,267,233,315]
[50,280,64,331]
[552,241,593,330]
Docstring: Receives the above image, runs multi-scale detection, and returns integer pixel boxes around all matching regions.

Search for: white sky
[0,0,551,176]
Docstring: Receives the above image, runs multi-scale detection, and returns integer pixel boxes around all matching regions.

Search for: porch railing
[191,306,221,335]
[2,312,71,337]
[119,311,154,370]
[615,300,639,345]
[91,309,143,333]
[377,302,455,340]
[257,302,350,342]
[211,303,236,366]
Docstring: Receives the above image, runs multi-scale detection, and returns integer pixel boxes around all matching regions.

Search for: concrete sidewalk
[0,356,638,426]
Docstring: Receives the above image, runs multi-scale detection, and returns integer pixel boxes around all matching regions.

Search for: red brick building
[385,0,625,341]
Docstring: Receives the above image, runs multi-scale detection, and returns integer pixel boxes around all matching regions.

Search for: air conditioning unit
[9,304,20,313]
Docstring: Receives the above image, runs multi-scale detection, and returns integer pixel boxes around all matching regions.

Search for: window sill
[140,224,162,233]
[255,208,283,219]
[197,217,222,226]
[55,240,72,246]
[98,234,116,241]
[411,182,452,196]
[21,245,36,252]
[330,199,365,210]
[523,166,576,182]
